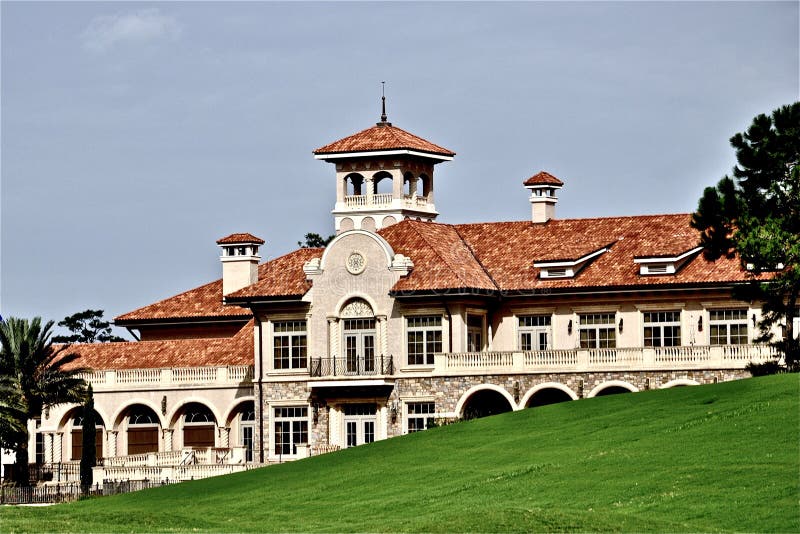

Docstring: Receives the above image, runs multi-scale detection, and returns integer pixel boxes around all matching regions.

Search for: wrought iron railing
[310,355,394,377]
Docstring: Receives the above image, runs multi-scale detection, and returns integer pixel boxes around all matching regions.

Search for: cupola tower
[524,171,563,223]
[313,96,455,233]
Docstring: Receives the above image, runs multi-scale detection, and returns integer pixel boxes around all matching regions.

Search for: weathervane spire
[380,81,388,124]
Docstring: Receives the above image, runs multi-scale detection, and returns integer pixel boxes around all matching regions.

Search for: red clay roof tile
[225,248,323,300]
[314,123,455,158]
[64,321,253,370]
[216,233,265,245]
[523,171,564,186]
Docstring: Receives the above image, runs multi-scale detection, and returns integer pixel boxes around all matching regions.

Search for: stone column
[376,314,388,370]
[328,317,339,360]
[162,428,174,452]
[365,175,374,205]
[45,432,54,464]
[54,432,63,464]
[108,430,118,458]
[220,427,231,448]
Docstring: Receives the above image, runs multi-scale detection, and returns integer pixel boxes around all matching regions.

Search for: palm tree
[0,317,87,485]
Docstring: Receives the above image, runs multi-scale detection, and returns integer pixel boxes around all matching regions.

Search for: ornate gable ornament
[340,298,374,318]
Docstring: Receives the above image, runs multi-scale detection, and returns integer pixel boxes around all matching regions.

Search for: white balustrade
[524,349,578,368]
[344,195,367,207]
[433,344,774,375]
[373,193,393,205]
[445,351,514,369]
[83,365,254,389]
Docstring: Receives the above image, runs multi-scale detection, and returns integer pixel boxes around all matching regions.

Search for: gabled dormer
[533,246,610,279]
[634,246,702,276]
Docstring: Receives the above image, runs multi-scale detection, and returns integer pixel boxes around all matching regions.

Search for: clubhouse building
[24,109,781,482]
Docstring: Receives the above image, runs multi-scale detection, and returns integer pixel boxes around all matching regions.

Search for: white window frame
[578,312,616,349]
[403,400,437,434]
[405,315,443,366]
[518,315,552,351]
[466,311,486,352]
[272,320,308,371]
[643,310,682,347]
[270,404,309,459]
[709,308,749,345]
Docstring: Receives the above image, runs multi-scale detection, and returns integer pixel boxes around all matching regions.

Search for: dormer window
[533,247,609,280]
[634,247,702,276]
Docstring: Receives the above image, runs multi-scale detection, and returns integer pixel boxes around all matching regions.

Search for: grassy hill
[2,374,798,532]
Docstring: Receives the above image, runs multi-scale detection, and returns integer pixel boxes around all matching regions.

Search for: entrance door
[343,403,377,448]
[343,319,376,375]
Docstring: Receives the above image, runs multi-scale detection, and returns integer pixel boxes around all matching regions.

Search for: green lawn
[2,374,798,532]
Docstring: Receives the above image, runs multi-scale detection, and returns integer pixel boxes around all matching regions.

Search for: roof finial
[380,81,388,123]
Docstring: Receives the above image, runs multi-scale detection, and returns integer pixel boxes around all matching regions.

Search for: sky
[1,2,798,339]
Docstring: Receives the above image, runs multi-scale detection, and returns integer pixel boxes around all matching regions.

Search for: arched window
[182,403,216,448]
[125,405,160,455]
[71,411,104,460]
[344,173,364,196]
[340,299,376,374]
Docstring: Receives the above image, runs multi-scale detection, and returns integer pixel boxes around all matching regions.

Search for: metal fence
[0,479,180,505]
[310,355,393,377]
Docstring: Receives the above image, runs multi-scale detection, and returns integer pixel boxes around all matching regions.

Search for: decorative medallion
[346,251,366,275]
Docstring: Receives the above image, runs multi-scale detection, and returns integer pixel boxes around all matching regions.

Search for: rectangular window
[407,402,436,433]
[467,314,484,352]
[273,406,308,456]
[709,309,748,345]
[273,321,307,370]
[643,311,681,347]
[407,316,442,366]
[579,313,616,349]
[518,315,551,351]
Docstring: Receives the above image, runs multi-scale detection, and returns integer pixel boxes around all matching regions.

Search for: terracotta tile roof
[454,214,752,292]
[225,248,323,300]
[115,249,321,324]
[523,171,563,186]
[379,221,496,293]
[63,321,253,370]
[216,233,265,245]
[115,278,250,325]
[314,123,455,158]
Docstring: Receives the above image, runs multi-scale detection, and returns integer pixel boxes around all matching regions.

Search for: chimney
[216,233,264,296]
[523,171,563,223]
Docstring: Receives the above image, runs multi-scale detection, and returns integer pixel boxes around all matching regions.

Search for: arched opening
[525,388,574,408]
[340,298,376,374]
[373,171,393,197]
[70,410,105,460]
[228,401,255,462]
[403,172,418,197]
[461,389,513,420]
[181,402,217,448]
[594,386,633,397]
[123,405,161,455]
[345,173,365,197]
[419,173,432,199]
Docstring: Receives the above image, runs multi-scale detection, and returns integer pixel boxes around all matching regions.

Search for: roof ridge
[451,225,500,292]
[453,212,693,229]
[407,221,491,290]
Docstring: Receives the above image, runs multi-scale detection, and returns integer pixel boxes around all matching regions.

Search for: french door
[343,319,376,375]
[343,403,376,448]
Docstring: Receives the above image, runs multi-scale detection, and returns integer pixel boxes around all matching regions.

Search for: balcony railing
[342,194,429,209]
[78,365,254,389]
[310,355,394,377]
[435,344,778,374]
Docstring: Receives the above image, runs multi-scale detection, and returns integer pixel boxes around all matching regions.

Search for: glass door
[343,403,377,448]
[343,319,376,375]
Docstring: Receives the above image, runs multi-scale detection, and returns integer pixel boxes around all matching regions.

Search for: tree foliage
[80,384,96,494]
[692,102,800,370]
[297,232,335,248]
[0,317,87,485]
[53,309,126,343]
